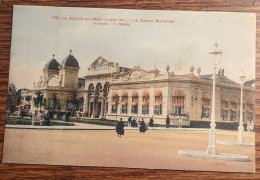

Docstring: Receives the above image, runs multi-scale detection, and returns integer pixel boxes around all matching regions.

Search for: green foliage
[69,118,128,126]
[6,117,75,126]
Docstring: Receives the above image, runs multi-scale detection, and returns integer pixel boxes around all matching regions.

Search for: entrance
[96,101,102,118]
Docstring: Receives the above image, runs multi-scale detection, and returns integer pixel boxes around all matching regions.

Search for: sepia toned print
[2,5,255,172]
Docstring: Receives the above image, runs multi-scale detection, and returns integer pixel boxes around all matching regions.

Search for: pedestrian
[178,117,182,128]
[166,115,170,128]
[128,116,132,127]
[43,111,50,126]
[116,118,125,137]
[131,118,137,127]
[149,116,154,129]
[62,113,66,122]
[37,111,44,126]
[139,118,146,133]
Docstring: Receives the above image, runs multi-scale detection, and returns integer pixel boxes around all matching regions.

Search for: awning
[231,97,239,103]
[173,90,184,97]
[111,91,118,97]
[142,96,149,105]
[221,96,229,102]
[221,107,229,111]
[172,97,184,106]
[121,96,128,105]
[202,92,211,100]
[230,108,238,111]
[17,101,29,107]
[142,90,149,97]
[121,91,128,97]
[202,104,211,109]
[132,90,138,97]
[154,96,162,106]
[131,97,138,105]
[154,89,162,97]
[153,101,162,106]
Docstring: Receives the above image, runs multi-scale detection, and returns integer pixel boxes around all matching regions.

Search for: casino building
[31,50,255,126]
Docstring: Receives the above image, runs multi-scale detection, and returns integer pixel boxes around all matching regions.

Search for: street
[2,128,255,172]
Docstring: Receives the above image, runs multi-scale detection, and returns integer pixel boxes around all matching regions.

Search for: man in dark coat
[128,116,132,127]
[149,117,154,129]
[166,115,170,128]
[131,118,137,127]
[116,118,124,137]
[139,118,146,133]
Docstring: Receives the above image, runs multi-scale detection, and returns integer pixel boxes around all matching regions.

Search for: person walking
[149,116,154,129]
[128,116,132,127]
[166,115,170,128]
[116,118,125,137]
[139,118,146,134]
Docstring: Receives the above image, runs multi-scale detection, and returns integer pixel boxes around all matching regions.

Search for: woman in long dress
[116,118,125,137]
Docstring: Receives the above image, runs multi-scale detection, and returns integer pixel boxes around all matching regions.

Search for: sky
[9,5,256,89]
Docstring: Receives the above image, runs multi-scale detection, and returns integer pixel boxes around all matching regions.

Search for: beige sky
[9,5,256,89]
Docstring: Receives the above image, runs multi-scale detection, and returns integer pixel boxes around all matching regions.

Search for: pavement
[4,124,226,131]
[5,124,256,135]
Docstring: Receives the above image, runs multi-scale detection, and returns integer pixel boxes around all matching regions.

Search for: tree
[67,91,79,117]
[34,91,44,111]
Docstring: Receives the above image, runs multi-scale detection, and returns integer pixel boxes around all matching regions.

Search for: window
[230,110,236,121]
[154,90,163,115]
[121,104,128,114]
[111,91,119,113]
[121,91,128,114]
[131,91,138,114]
[142,104,149,114]
[172,90,184,116]
[201,93,211,118]
[202,106,210,118]
[247,112,253,122]
[111,104,117,113]
[154,104,162,115]
[142,90,149,115]
[221,109,228,120]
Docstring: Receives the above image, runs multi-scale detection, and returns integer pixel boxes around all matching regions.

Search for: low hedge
[6,117,75,126]
[188,120,247,130]
[68,118,128,126]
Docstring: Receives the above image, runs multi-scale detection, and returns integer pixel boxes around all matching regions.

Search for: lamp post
[237,75,246,143]
[207,42,222,155]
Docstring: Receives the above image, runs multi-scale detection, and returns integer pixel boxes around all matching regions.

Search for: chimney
[222,69,224,76]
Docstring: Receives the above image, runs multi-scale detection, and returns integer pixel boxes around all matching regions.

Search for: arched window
[88,83,95,95]
[221,96,229,121]
[201,92,211,118]
[154,90,162,115]
[142,90,149,114]
[172,90,184,116]
[96,82,102,95]
[121,91,128,114]
[230,97,238,121]
[246,98,254,122]
[131,91,138,114]
[103,82,110,96]
[111,92,119,113]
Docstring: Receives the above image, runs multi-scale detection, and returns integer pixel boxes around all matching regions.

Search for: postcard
[2,5,256,173]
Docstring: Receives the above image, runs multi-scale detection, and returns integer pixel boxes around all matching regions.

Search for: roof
[244,79,255,87]
[44,58,60,70]
[61,51,79,68]
[200,74,238,85]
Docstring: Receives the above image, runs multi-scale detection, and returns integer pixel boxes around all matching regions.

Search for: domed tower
[43,54,60,86]
[59,50,80,90]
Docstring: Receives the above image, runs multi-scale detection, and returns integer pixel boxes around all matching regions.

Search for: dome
[44,55,60,70]
[61,50,79,68]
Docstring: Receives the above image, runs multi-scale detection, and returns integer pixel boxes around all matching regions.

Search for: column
[127,93,131,115]
[149,87,155,117]
[138,90,142,116]
[100,96,104,119]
